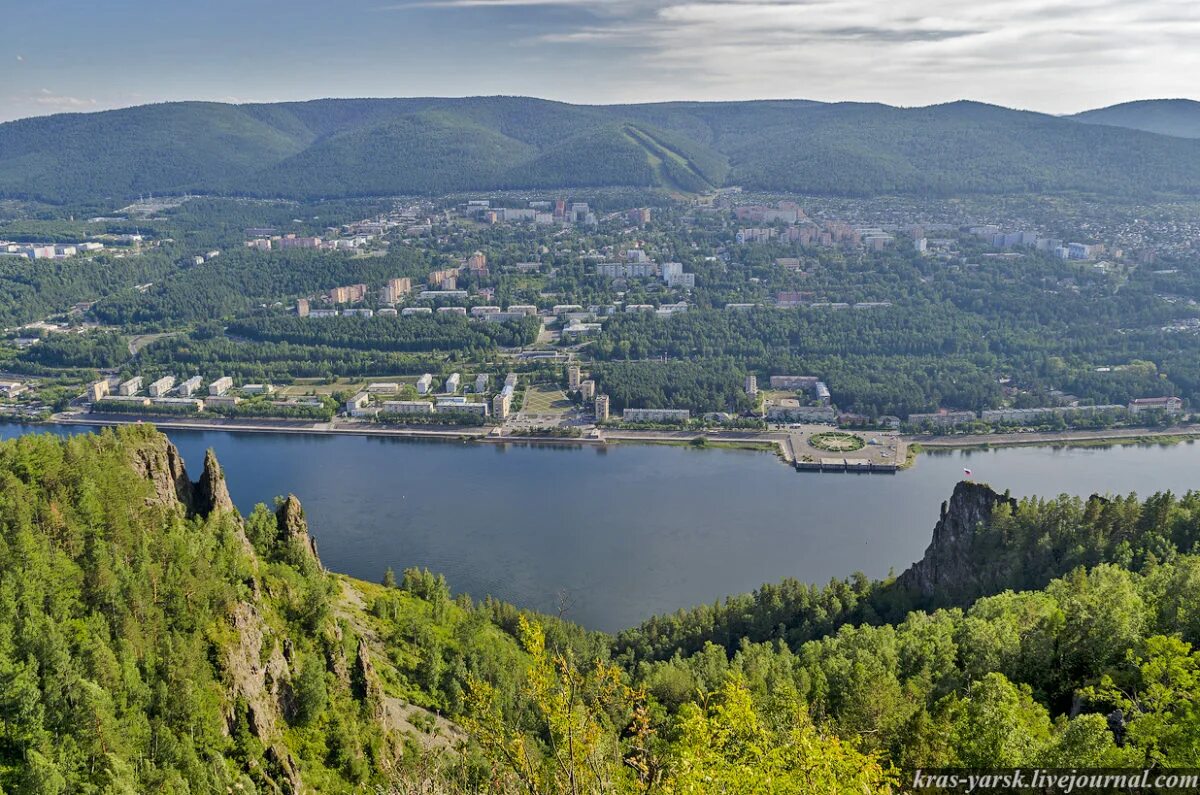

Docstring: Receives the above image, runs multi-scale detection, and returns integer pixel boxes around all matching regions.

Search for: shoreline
[912,424,1200,450]
[25,413,1200,467]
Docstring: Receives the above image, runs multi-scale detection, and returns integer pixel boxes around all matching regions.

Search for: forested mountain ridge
[8,427,1200,792]
[5,96,1200,201]
[0,427,892,793]
[1070,99,1200,139]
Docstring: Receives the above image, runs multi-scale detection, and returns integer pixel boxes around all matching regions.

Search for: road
[912,424,1200,449]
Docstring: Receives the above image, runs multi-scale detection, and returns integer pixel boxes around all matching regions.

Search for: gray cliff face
[129,435,195,510]
[126,433,319,792]
[275,494,324,570]
[896,481,1017,599]
[127,436,237,520]
[194,448,236,517]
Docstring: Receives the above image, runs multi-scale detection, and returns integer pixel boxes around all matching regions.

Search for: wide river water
[5,423,1200,631]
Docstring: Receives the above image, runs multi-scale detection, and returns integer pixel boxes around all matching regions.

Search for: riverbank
[912,424,1200,450]
[51,412,789,452]
[46,412,1200,470]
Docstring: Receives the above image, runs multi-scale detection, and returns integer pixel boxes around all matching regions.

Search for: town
[1,188,1197,470]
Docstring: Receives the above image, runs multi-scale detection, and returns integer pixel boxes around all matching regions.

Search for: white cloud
[505,0,1200,110]
[34,89,99,109]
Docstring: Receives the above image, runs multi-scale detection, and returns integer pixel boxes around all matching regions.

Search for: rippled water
[4,423,1199,631]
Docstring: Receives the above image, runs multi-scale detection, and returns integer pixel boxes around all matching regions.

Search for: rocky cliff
[122,431,346,792]
[126,431,238,520]
[895,480,1018,602]
[275,492,323,570]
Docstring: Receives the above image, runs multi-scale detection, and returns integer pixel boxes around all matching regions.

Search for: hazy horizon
[4,0,1198,123]
[1,92,1198,126]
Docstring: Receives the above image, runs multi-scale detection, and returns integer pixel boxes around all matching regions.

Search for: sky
[2,0,1198,122]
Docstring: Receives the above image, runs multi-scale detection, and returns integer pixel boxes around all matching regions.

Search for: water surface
[4,423,1199,631]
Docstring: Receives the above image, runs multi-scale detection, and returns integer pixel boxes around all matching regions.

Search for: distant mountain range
[1069,99,1200,139]
[2,96,1200,203]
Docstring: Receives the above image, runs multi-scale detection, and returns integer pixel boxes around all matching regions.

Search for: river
[3,423,1200,631]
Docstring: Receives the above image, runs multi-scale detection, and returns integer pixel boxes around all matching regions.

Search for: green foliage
[590,359,753,414]
[17,331,129,370]
[7,97,1200,202]
[9,426,1200,790]
[292,653,329,726]
[229,313,540,354]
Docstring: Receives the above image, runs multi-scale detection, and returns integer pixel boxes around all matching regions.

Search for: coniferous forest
[4,428,1200,792]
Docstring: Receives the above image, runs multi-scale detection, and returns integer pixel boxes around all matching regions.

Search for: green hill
[5,96,1200,202]
[7,428,1200,791]
[1071,98,1200,139]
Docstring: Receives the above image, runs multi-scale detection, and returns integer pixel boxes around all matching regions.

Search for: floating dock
[795,457,898,473]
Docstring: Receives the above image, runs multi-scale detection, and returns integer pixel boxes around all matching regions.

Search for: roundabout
[809,431,866,452]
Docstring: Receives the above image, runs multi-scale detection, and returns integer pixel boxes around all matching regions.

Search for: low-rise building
[178,376,204,397]
[96,396,150,410]
[907,410,979,428]
[242,384,275,395]
[147,376,176,398]
[209,376,233,396]
[475,373,489,393]
[151,397,204,412]
[563,323,603,339]
[203,395,241,410]
[435,396,488,416]
[980,405,1125,423]
[766,400,837,423]
[1128,396,1184,415]
[345,392,371,414]
[623,408,690,423]
[444,373,461,394]
[88,380,111,402]
[118,376,143,397]
[814,382,831,405]
[416,374,435,394]
[770,375,820,391]
[367,382,399,394]
[402,306,433,316]
[381,400,435,415]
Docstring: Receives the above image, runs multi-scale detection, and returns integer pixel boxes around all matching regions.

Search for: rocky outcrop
[895,481,1017,601]
[223,601,303,794]
[126,434,241,522]
[353,636,385,716]
[128,433,194,510]
[194,448,236,517]
[275,494,323,570]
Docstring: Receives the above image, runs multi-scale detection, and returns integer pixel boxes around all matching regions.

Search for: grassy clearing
[520,384,572,415]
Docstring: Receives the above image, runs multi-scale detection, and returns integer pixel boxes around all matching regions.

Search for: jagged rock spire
[896,480,1017,600]
[275,494,323,570]
[194,448,236,517]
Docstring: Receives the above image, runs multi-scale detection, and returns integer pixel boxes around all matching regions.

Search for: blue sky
[2,0,1198,121]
